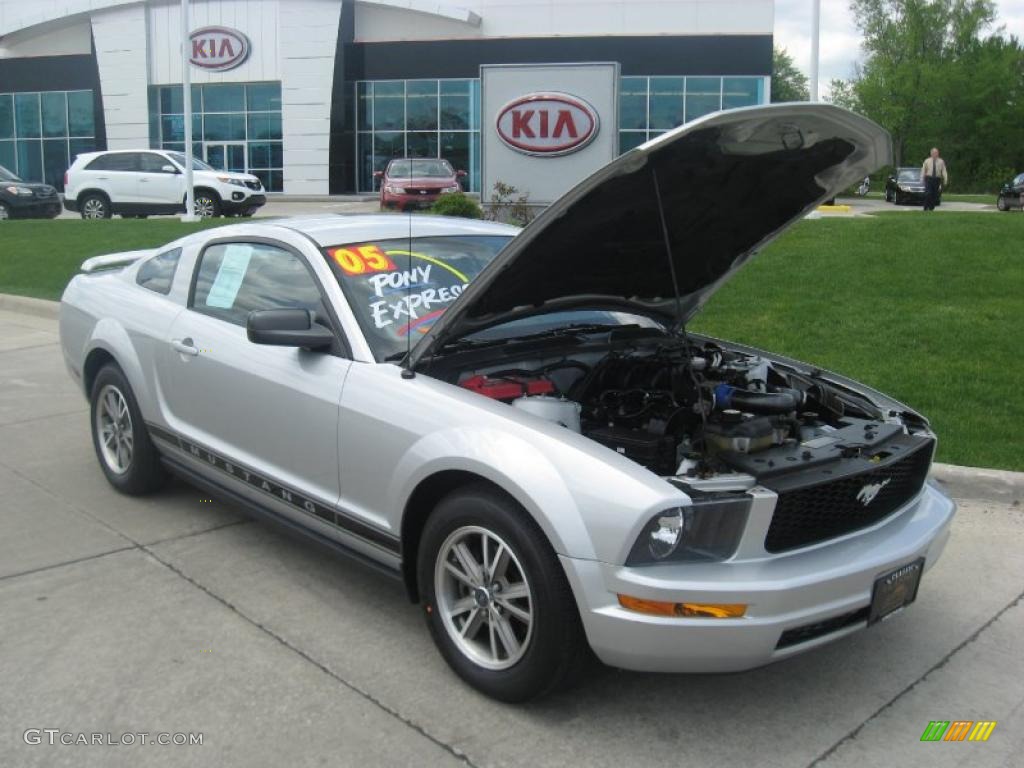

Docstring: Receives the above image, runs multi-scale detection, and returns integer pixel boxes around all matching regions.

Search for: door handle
[172,337,199,356]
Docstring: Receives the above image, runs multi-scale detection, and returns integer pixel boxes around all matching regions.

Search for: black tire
[79,192,111,219]
[884,190,893,202]
[192,191,221,218]
[417,483,587,702]
[997,197,1008,211]
[89,363,168,495]
[0,201,10,220]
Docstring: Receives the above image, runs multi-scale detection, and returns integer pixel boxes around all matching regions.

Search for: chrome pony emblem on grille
[856,478,892,506]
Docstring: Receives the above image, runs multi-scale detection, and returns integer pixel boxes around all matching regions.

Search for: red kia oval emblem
[496,93,599,156]
[189,26,250,72]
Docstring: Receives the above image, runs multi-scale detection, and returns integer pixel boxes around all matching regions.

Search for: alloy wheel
[434,525,534,670]
[82,198,106,219]
[95,384,133,475]
[194,196,216,217]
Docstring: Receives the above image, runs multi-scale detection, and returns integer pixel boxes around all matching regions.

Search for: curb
[0,293,59,320]
[929,463,1023,506]
[0,289,1022,506]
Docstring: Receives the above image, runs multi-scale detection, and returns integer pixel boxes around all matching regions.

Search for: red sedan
[376,158,466,211]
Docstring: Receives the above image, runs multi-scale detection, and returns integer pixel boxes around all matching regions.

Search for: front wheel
[0,201,10,220]
[79,193,111,219]
[193,192,221,218]
[418,484,587,702]
[997,197,1009,211]
[89,364,168,495]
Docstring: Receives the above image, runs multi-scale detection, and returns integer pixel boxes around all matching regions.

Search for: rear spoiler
[80,249,155,274]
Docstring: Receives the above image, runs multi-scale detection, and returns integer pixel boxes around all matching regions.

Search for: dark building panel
[348,35,773,80]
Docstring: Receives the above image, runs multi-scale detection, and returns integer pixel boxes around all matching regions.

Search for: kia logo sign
[189,26,250,71]
[496,92,599,156]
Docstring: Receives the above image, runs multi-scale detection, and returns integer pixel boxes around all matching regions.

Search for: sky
[773,0,1024,98]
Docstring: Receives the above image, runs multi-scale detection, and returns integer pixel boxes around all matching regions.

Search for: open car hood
[410,103,891,367]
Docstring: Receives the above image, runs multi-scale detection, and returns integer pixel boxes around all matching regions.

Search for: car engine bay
[438,335,933,487]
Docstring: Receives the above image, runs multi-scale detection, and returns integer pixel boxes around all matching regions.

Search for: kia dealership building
[0,0,773,197]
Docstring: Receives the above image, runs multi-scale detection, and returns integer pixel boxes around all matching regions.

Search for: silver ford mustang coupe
[60,104,955,702]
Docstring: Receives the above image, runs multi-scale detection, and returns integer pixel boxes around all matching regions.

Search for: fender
[392,428,596,560]
[83,318,154,418]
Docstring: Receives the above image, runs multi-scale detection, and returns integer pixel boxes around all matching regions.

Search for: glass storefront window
[685,77,722,122]
[202,84,245,113]
[0,89,95,186]
[14,93,41,138]
[41,92,68,139]
[406,80,438,131]
[373,81,404,131]
[723,77,763,109]
[150,81,284,191]
[618,131,648,153]
[356,78,480,193]
[619,77,648,131]
[649,77,684,130]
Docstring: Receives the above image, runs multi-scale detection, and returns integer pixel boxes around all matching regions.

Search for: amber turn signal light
[617,594,747,619]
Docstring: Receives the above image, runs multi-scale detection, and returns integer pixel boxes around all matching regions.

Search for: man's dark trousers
[924,177,941,211]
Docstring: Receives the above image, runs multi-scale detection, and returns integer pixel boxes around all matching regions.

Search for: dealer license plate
[868,558,925,625]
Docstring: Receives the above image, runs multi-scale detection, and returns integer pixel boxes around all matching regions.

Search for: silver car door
[156,238,351,538]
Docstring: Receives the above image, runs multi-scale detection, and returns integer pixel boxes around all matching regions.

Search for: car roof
[176,215,520,249]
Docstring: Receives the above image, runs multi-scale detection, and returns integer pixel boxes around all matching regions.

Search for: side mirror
[162,165,180,174]
[247,309,334,350]
[456,170,467,178]
[373,170,384,179]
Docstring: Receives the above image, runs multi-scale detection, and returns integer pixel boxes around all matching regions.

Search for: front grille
[776,607,869,649]
[765,440,934,553]
[34,187,57,198]
[244,180,261,191]
[405,188,437,195]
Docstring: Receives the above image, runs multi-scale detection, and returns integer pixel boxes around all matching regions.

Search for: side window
[86,153,139,172]
[191,242,328,328]
[137,248,182,295]
[139,153,175,173]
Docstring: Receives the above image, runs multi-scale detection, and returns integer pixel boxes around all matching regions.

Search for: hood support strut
[651,167,684,331]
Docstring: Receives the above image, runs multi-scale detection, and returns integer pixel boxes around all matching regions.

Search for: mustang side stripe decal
[146,423,401,554]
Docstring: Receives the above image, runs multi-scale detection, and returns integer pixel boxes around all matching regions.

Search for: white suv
[64,149,266,219]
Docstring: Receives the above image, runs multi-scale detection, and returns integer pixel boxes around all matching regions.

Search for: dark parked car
[0,165,62,220]
[375,158,466,211]
[996,173,1024,211]
[885,167,929,205]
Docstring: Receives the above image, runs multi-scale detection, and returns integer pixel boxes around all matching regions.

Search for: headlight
[385,185,406,194]
[4,185,33,196]
[441,185,460,194]
[216,176,246,187]
[626,494,751,565]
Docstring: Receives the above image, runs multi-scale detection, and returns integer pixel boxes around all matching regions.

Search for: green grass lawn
[0,219,229,300]
[1,213,1021,470]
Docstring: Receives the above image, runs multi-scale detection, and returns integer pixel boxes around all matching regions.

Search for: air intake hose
[713,384,804,414]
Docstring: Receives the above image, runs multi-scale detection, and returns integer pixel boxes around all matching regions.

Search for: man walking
[920,148,948,211]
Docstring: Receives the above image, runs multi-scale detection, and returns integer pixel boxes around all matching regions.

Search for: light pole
[809,0,820,101]
[180,0,198,221]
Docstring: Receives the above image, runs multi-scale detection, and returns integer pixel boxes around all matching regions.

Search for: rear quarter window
[136,248,182,295]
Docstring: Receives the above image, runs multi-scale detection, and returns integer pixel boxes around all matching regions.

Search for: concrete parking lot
[1,306,1021,768]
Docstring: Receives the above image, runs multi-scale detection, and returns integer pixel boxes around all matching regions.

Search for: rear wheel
[89,364,168,495]
[418,484,587,702]
[80,193,111,219]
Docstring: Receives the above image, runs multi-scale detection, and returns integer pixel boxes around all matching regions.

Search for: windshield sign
[325,236,509,360]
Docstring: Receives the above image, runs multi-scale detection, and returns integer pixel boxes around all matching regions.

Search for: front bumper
[222,193,266,215]
[383,192,442,210]
[5,196,62,218]
[562,482,955,673]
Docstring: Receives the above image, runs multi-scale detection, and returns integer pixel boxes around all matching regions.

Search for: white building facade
[0,1,774,195]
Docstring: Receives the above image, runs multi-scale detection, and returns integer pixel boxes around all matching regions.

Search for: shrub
[429,191,483,219]
[485,181,535,226]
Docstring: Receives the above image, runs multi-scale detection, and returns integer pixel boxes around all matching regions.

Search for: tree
[771,46,810,102]
[832,0,1024,189]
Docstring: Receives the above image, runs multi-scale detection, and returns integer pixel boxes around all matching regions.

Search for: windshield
[166,152,215,172]
[324,236,663,361]
[387,159,454,178]
[897,169,919,182]
[0,165,21,182]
